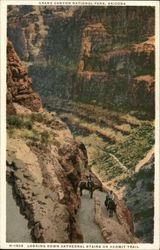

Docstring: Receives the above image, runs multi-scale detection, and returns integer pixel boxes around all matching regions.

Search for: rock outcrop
[7,39,42,114]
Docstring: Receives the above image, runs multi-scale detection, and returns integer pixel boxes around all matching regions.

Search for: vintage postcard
[0,0,160,249]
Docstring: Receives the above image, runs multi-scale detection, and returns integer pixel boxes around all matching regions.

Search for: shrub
[41,131,49,144]
[20,128,40,141]
[32,129,40,141]
[31,113,44,123]
[25,120,33,130]
[7,114,34,131]
[7,128,14,137]
[7,115,23,128]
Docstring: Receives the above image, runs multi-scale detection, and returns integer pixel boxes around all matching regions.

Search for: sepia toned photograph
[0,1,159,249]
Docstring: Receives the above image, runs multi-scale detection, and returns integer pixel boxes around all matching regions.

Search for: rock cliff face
[7,39,88,243]
[7,135,85,243]
[122,155,154,242]
[7,39,42,114]
[7,6,155,113]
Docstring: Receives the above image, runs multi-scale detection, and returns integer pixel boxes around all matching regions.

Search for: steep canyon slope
[7,39,87,243]
[7,6,155,114]
[6,39,140,244]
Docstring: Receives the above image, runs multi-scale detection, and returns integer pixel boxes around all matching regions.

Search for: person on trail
[87,172,92,189]
[108,190,114,201]
[105,190,114,207]
[105,191,110,207]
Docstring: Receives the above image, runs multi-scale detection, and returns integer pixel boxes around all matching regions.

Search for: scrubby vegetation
[7,110,57,144]
[7,115,33,130]
[107,124,154,169]
[54,99,154,182]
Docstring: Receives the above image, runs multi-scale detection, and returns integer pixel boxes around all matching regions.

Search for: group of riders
[86,172,116,216]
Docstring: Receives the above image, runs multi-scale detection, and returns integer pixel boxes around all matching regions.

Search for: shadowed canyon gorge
[7,6,155,244]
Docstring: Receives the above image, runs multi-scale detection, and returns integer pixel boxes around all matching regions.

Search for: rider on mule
[87,171,92,189]
[105,190,116,217]
[105,190,115,208]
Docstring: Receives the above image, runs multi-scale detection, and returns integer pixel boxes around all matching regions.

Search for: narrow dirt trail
[135,145,154,172]
[76,189,118,243]
[109,153,129,172]
[6,183,32,242]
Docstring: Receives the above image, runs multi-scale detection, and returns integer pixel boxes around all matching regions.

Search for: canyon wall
[7,39,88,243]
[7,39,42,114]
[7,6,155,114]
[123,155,154,242]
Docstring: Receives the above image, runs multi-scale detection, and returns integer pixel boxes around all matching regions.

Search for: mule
[79,180,102,199]
[105,198,116,217]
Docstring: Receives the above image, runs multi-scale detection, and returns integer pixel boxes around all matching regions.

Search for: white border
[0,0,159,6]
[0,1,159,249]
[154,1,160,249]
[0,0,7,247]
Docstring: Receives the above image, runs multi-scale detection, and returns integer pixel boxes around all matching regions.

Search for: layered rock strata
[7,6,155,113]
[7,39,42,114]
